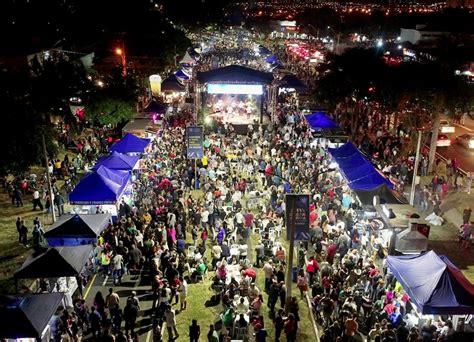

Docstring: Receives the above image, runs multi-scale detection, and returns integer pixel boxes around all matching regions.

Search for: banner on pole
[286,194,310,241]
[186,126,204,159]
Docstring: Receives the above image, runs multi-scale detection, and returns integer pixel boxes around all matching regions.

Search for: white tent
[180,51,195,65]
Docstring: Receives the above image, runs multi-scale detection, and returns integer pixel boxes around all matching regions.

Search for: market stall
[0,293,64,341]
[92,151,140,171]
[109,133,151,154]
[43,213,111,247]
[15,246,93,307]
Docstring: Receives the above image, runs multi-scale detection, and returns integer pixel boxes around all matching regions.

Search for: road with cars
[434,120,474,173]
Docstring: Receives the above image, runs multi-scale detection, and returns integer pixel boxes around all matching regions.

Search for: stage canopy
[69,166,130,205]
[197,65,273,85]
[329,142,393,191]
[110,133,151,154]
[143,99,168,114]
[15,245,92,279]
[0,293,64,339]
[305,112,340,130]
[387,251,474,314]
[44,213,111,247]
[279,74,308,94]
[161,74,185,92]
[92,151,139,171]
[354,184,408,206]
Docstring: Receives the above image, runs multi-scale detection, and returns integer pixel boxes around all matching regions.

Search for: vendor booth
[93,151,140,171]
[0,293,64,341]
[15,245,92,307]
[306,112,349,148]
[69,165,131,216]
[44,213,111,247]
[328,142,393,191]
[109,133,151,154]
[161,74,186,102]
[197,65,273,125]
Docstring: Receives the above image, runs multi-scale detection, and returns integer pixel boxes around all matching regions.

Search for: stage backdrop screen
[207,83,263,95]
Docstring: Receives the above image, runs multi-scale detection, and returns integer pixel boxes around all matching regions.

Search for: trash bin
[292,267,298,283]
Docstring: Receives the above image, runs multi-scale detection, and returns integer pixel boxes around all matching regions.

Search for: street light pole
[410,130,422,206]
[285,195,297,314]
[42,134,56,223]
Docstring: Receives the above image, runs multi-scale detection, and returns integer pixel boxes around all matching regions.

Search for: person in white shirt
[32,190,43,211]
[178,276,188,311]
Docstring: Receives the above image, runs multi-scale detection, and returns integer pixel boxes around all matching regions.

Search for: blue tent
[110,133,150,154]
[329,142,393,191]
[304,112,340,130]
[387,251,474,314]
[259,45,271,55]
[44,213,111,246]
[92,151,139,171]
[175,69,190,80]
[69,166,130,205]
[143,99,168,114]
[265,55,278,64]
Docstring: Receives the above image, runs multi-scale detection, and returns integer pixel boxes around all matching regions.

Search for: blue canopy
[329,142,393,191]
[387,251,474,314]
[304,112,340,130]
[92,151,139,171]
[69,166,130,205]
[265,55,278,64]
[175,69,190,80]
[110,133,150,154]
[259,45,271,55]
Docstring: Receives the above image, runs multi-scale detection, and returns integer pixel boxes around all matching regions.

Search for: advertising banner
[286,194,310,240]
[186,126,204,159]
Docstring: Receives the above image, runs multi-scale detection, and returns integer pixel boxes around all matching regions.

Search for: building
[400,25,449,45]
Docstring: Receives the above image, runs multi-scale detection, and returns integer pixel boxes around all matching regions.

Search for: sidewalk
[413,176,474,281]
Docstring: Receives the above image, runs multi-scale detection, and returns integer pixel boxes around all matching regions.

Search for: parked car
[436,133,451,147]
[455,133,474,150]
[439,119,455,134]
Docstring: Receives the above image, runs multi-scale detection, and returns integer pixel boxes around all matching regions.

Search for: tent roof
[180,51,195,64]
[161,74,185,92]
[265,55,278,64]
[395,228,428,254]
[354,184,408,206]
[329,142,393,191]
[175,69,190,80]
[15,245,92,279]
[305,112,339,130]
[93,151,139,171]
[279,74,308,93]
[69,166,130,205]
[387,251,474,314]
[197,65,273,84]
[44,213,110,239]
[259,45,272,55]
[110,133,151,154]
[0,293,64,339]
[143,99,168,114]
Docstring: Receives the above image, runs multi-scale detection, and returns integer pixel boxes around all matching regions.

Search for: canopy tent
[197,65,273,84]
[44,213,111,246]
[143,99,168,114]
[278,74,308,94]
[394,228,428,254]
[92,151,139,171]
[328,142,393,191]
[179,51,195,65]
[258,45,272,55]
[161,74,186,92]
[304,112,340,130]
[0,293,64,339]
[270,62,284,71]
[175,69,190,80]
[69,166,130,205]
[386,251,474,314]
[354,184,408,206]
[15,245,92,279]
[265,55,279,64]
[110,133,151,154]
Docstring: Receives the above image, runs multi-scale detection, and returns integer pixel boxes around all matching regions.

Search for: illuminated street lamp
[115,46,127,77]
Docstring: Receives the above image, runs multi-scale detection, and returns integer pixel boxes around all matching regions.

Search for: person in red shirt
[326,240,337,264]
[306,256,319,284]
[242,267,257,281]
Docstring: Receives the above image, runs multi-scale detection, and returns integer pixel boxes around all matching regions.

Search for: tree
[86,96,135,126]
